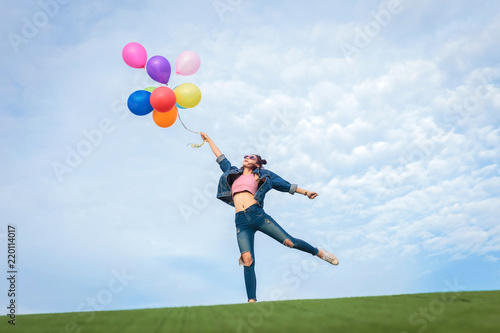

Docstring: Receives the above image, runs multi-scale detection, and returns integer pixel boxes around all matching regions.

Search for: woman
[200,133,339,303]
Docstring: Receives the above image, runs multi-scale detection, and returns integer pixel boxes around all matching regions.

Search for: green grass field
[15,290,500,333]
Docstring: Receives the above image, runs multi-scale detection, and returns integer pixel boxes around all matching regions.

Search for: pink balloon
[122,42,147,69]
[175,50,201,76]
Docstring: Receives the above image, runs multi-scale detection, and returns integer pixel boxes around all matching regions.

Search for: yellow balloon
[174,83,201,108]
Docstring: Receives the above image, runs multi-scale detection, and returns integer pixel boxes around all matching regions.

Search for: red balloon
[150,87,176,112]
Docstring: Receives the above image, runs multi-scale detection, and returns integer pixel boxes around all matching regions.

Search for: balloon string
[177,110,206,148]
[142,67,203,148]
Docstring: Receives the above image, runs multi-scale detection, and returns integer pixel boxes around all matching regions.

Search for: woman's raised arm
[200,132,222,158]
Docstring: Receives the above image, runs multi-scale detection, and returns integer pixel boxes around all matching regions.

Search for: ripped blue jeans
[235,203,319,301]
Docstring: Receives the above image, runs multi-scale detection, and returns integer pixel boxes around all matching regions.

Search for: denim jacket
[215,154,298,209]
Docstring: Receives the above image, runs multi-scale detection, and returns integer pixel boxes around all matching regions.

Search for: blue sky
[1,0,499,316]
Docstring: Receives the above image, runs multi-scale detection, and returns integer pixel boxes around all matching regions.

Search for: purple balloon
[146,55,171,84]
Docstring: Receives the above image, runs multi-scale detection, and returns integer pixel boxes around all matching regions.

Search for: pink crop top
[232,173,258,196]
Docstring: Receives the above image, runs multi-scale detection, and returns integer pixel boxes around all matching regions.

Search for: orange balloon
[152,106,177,128]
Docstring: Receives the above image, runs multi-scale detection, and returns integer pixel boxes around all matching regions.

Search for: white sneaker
[318,249,339,265]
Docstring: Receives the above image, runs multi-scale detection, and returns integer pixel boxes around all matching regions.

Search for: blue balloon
[127,90,153,116]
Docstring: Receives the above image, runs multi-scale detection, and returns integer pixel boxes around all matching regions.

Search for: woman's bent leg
[257,214,319,256]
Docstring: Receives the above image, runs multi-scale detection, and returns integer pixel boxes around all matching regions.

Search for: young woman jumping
[200,133,339,303]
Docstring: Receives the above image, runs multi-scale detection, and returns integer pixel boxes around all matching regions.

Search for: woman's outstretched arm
[201,132,232,172]
[296,187,319,199]
[200,132,222,158]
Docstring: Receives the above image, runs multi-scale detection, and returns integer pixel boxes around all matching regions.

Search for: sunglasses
[244,155,257,160]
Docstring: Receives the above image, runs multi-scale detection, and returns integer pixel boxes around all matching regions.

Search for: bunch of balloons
[122,42,202,129]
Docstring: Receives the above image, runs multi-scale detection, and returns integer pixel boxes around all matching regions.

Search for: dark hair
[254,155,267,170]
